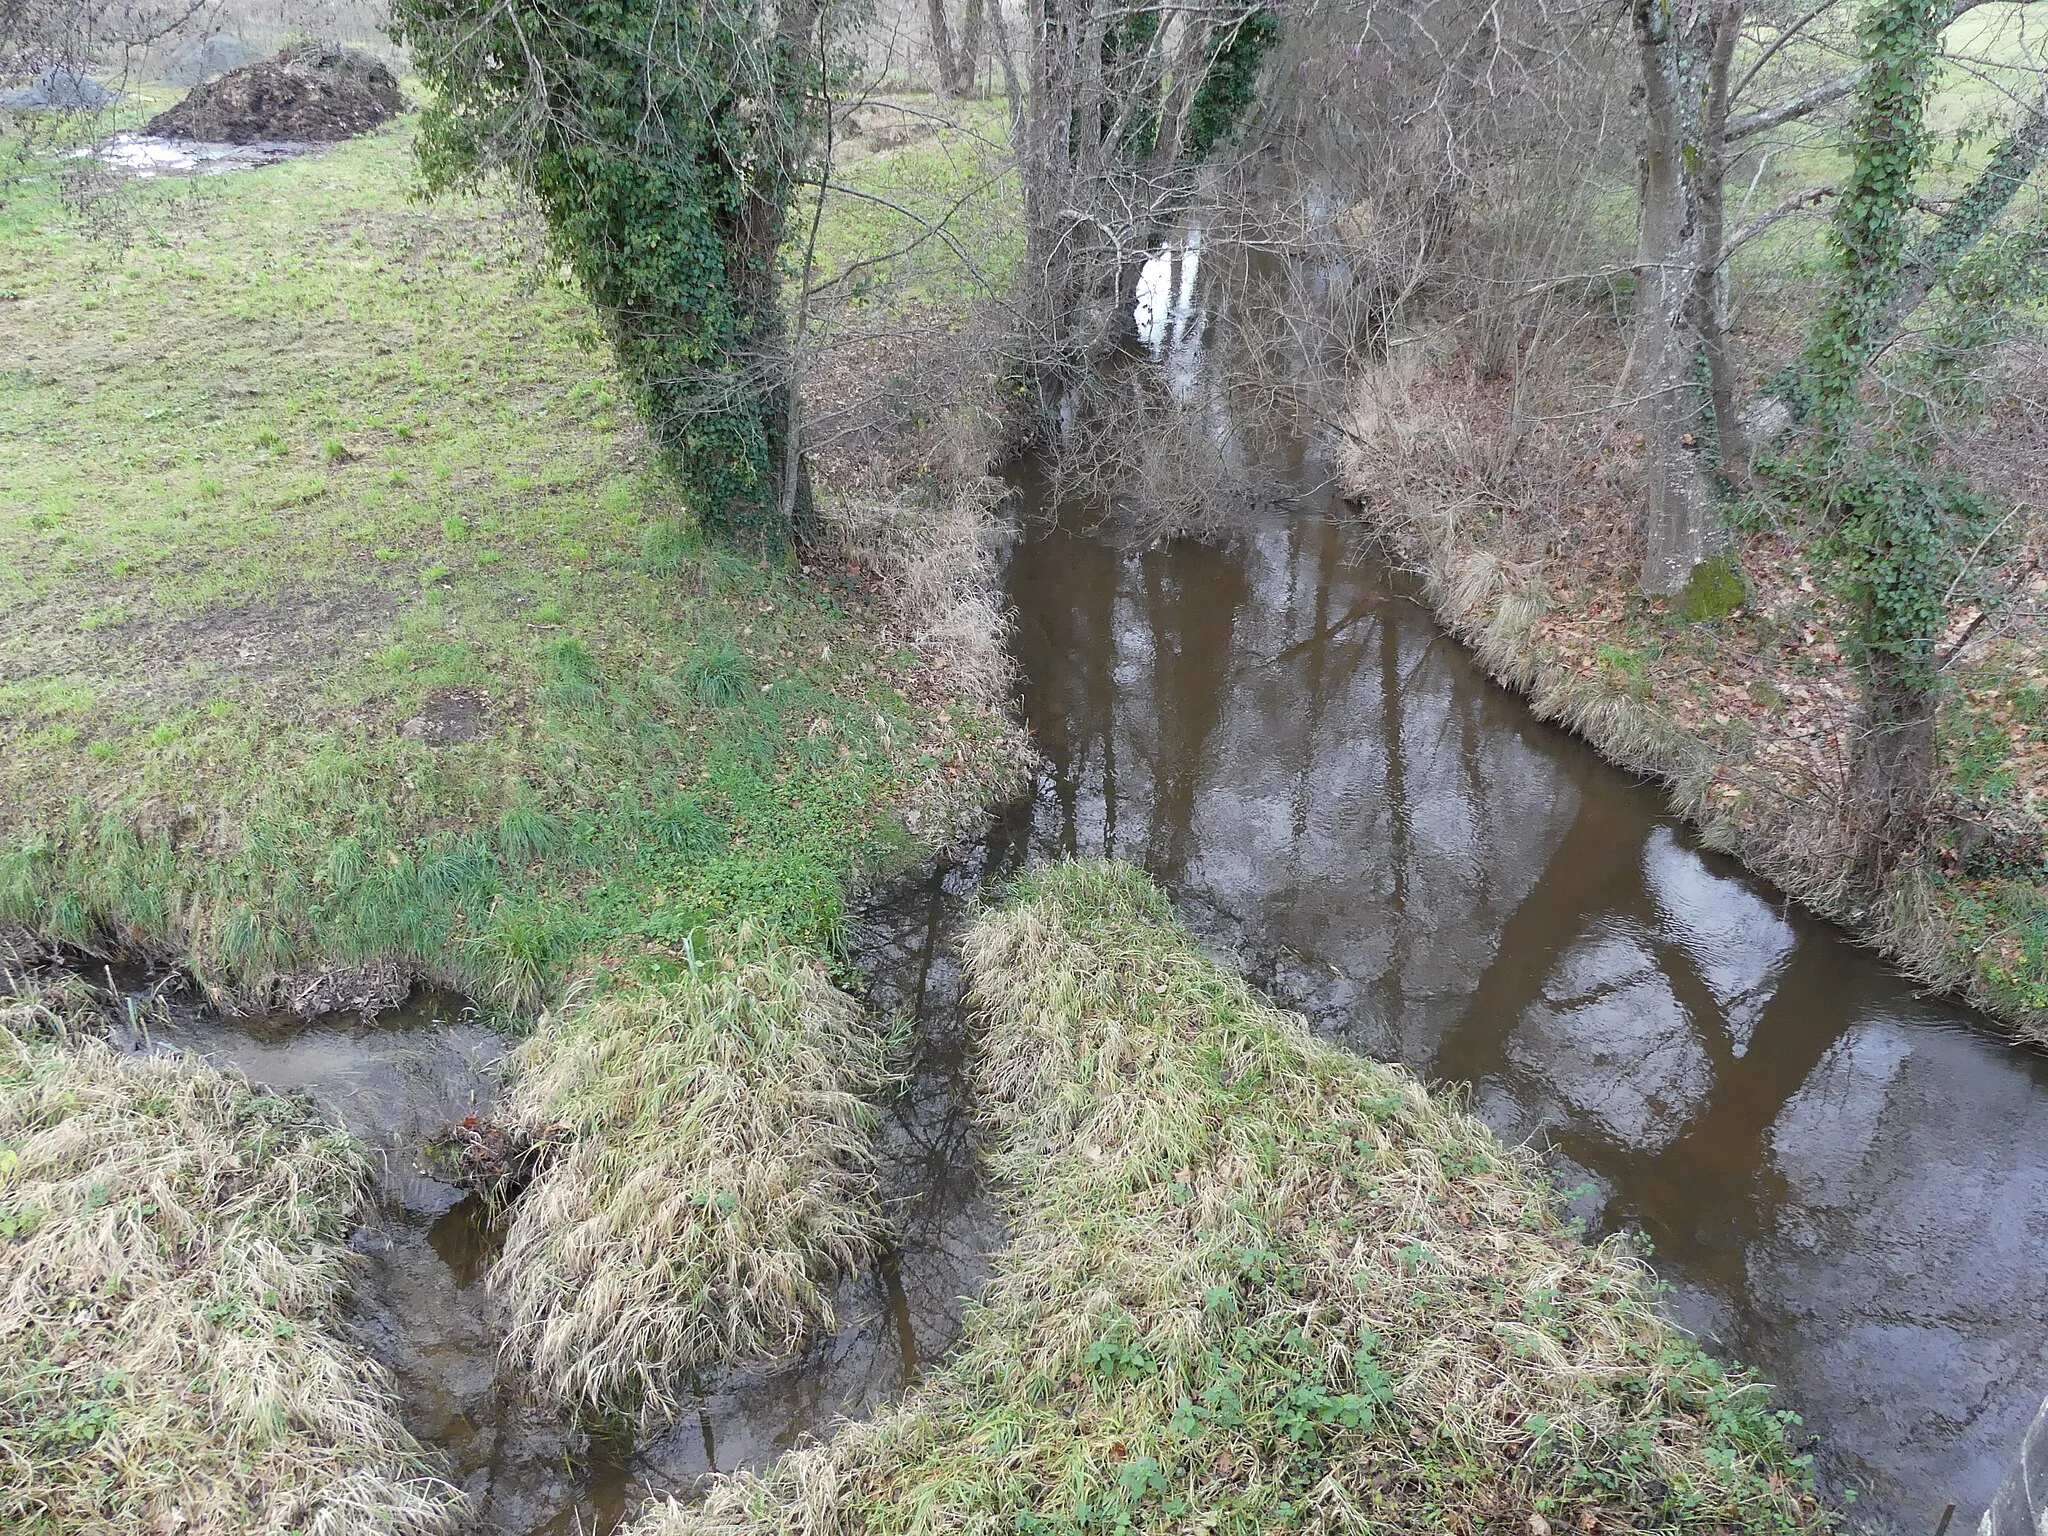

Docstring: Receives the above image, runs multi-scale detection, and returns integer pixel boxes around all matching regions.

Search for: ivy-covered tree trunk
[393,0,825,551]
[1797,0,1950,870]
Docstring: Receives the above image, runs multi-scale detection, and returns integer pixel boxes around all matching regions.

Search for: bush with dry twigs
[626,861,1827,1536]
[489,928,889,1429]
[0,978,460,1535]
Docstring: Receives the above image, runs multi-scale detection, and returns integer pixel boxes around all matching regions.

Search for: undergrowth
[631,862,1829,1536]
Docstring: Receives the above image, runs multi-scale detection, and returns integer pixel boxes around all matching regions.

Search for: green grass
[0,976,461,1534]
[801,94,1022,315]
[630,862,1828,1536]
[0,117,1017,1007]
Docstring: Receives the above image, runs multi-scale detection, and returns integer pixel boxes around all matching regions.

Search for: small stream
[119,862,1002,1532]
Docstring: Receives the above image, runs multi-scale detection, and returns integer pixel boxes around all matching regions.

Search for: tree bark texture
[1633,0,1728,596]
[1851,661,1940,874]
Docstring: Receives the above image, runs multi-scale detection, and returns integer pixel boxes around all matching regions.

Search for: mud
[402,688,492,746]
[148,45,401,144]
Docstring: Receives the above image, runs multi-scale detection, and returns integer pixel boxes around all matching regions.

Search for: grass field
[0,113,1020,1009]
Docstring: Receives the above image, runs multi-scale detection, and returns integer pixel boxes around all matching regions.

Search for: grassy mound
[629,861,1826,1536]
[492,930,888,1426]
[0,981,459,1534]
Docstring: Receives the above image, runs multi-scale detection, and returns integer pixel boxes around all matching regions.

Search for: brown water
[983,447,2048,1530]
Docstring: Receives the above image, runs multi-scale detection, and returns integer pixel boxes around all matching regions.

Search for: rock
[146,43,403,144]
[156,33,264,88]
[0,66,122,111]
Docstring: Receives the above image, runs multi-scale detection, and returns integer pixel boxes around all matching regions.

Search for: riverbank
[0,973,461,1534]
[628,860,1829,1536]
[1337,352,2048,1041]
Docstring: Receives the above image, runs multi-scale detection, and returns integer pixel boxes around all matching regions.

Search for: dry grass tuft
[627,861,1827,1536]
[826,480,1033,849]
[0,979,460,1536]
[828,481,1018,726]
[491,929,890,1428]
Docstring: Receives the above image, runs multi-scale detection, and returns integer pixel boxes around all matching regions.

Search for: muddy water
[982,449,2048,1527]
[131,875,1002,1533]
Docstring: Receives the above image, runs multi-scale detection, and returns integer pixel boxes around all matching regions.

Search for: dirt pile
[147,43,402,143]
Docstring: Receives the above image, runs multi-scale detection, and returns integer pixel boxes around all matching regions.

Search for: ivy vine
[393,0,824,548]
[1786,0,2002,703]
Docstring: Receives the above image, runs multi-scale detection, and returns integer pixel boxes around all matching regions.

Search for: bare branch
[1725,65,1867,140]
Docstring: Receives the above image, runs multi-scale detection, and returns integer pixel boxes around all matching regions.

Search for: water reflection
[997,477,2048,1526]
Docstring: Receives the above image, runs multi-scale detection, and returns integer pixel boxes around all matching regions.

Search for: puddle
[78,133,321,177]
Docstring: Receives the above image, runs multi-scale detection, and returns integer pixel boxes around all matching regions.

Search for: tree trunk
[926,0,961,96]
[1691,0,1747,484]
[955,0,986,95]
[732,0,822,543]
[1632,0,1718,596]
[1148,12,1208,174]
[1851,662,1939,874]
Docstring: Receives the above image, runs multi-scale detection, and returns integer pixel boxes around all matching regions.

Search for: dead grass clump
[826,481,1033,847]
[490,929,890,1428]
[829,480,1018,722]
[0,1009,460,1535]
[629,861,1827,1536]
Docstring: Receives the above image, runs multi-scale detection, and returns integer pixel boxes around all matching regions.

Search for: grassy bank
[0,116,1022,1013]
[629,861,1826,1536]
[491,929,890,1426]
[1,78,1028,1500]
[0,977,460,1534]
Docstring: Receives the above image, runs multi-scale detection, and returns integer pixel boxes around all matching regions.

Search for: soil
[147,45,403,144]
[400,688,490,746]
